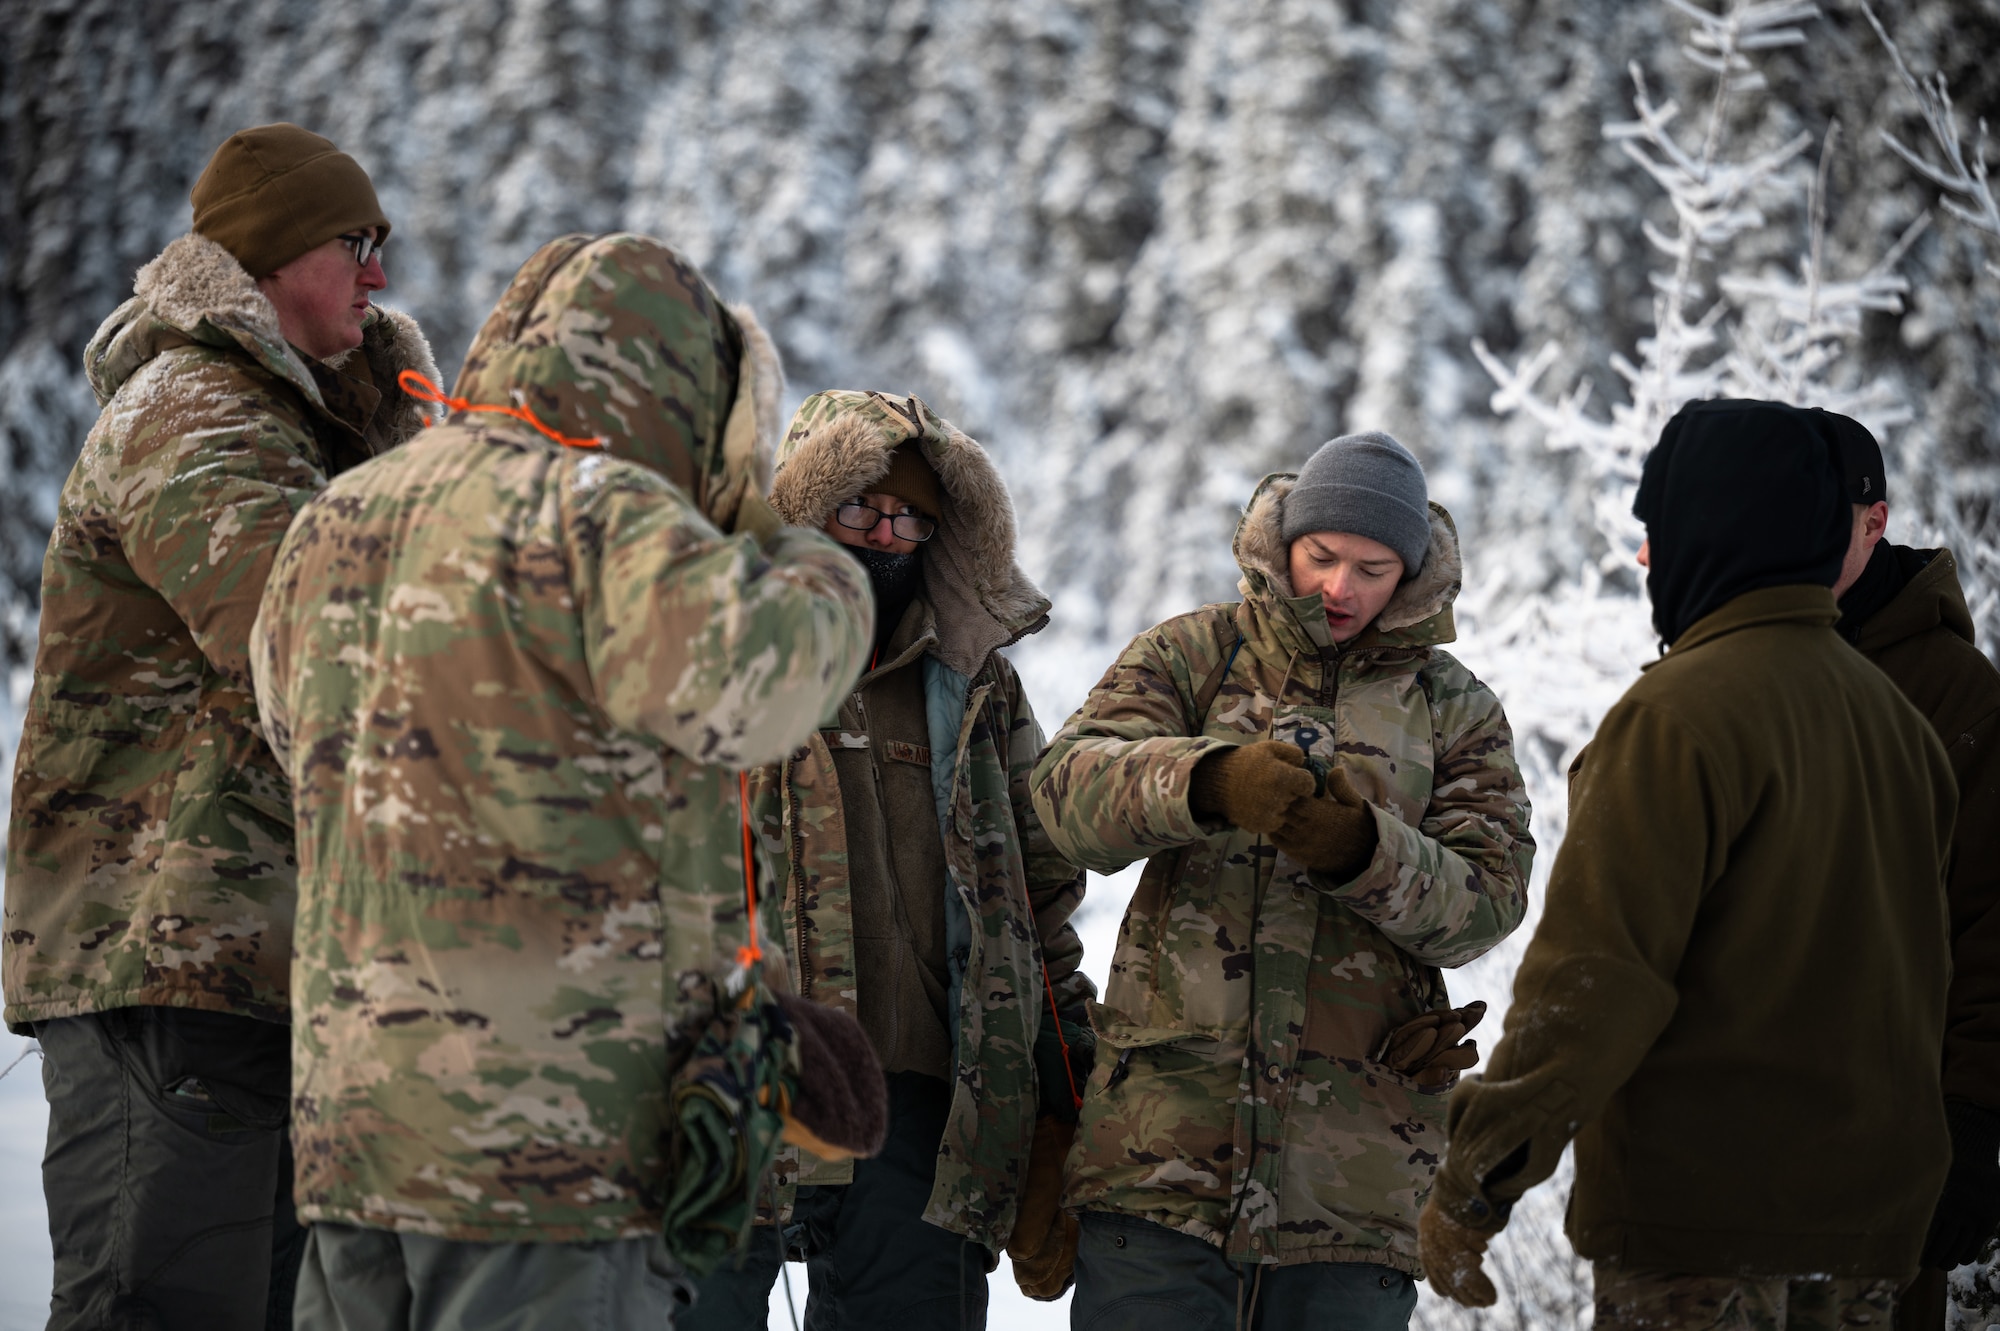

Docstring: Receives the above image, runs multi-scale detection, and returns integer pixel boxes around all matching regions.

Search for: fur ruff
[1235,474,1463,633]
[770,399,1049,675]
[133,232,438,445]
[730,302,785,490]
[136,232,301,371]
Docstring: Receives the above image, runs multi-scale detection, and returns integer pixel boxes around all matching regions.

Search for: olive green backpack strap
[1182,609,1247,737]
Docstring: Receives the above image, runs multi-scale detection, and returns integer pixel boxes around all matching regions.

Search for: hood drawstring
[736,771,762,972]
[1042,964,1083,1113]
[398,369,606,451]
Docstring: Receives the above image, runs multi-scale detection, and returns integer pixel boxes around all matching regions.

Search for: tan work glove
[1378,1001,1486,1090]
[1268,765,1378,878]
[1006,1116,1080,1300]
[1419,1198,1499,1307]
[1188,740,1317,834]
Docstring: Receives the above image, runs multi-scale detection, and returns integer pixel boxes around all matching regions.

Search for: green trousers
[294,1223,695,1330]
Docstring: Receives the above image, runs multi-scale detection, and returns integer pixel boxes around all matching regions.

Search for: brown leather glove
[1267,765,1377,878]
[1419,1198,1499,1307]
[1188,740,1317,834]
[1006,1116,1080,1299]
[1378,1001,1486,1090]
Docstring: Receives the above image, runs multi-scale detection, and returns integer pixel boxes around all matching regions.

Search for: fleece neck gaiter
[851,548,923,649]
[1633,399,1852,648]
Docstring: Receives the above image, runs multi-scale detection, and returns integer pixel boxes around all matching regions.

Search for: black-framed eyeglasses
[338,231,385,266]
[833,500,936,543]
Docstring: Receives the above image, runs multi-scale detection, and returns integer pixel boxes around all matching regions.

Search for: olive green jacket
[1436,586,1956,1279]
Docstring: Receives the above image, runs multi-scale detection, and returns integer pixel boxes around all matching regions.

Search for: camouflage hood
[452,233,784,531]
[85,230,437,440]
[1232,471,1464,651]
[769,390,1050,676]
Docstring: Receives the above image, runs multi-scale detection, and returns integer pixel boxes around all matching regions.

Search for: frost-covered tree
[1421,1,1991,1325]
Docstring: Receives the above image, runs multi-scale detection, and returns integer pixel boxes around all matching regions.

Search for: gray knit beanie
[1280,432,1430,576]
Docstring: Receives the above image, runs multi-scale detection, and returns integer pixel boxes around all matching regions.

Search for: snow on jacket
[248,234,873,1242]
[750,390,1093,1253]
[4,232,436,1031]
[1031,473,1533,1275]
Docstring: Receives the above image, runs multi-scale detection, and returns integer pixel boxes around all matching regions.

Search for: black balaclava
[851,548,923,649]
[1632,399,1852,647]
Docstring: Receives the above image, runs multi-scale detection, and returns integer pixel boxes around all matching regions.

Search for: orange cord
[397,369,606,450]
[736,770,762,969]
[1042,964,1082,1112]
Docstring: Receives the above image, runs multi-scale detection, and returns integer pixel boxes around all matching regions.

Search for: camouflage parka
[248,235,873,1242]
[1031,474,1533,1276]
[5,232,436,1031]
[751,391,1093,1254]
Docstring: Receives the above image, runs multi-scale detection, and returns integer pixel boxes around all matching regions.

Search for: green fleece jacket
[1849,548,2000,1110]
[1435,585,1956,1279]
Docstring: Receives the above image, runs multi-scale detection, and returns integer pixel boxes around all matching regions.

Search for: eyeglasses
[337,231,385,266]
[833,500,936,543]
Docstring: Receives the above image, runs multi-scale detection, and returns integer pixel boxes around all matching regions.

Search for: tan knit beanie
[191,124,390,278]
[877,444,944,520]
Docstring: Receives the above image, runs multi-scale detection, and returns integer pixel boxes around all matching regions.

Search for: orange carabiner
[397,370,606,450]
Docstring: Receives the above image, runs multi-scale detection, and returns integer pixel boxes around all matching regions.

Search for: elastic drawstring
[397,370,606,450]
[737,771,762,969]
[1042,964,1083,1113]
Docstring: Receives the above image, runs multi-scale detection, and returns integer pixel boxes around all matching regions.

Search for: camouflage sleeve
[119,355,326,692]
[569,463,873,769]
[1433,698,1689,1229]
[247,598,294,776]
[1029,621,1232,875]
[1314,665,1533,968]
[997,658,1093,1013]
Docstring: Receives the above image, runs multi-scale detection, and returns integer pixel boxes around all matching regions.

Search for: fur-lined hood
[84,231,437,444]
[769,390,1049,677]
[1233,472,1462,648]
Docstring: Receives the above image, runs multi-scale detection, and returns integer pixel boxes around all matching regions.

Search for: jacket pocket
[1275,1055,1451,1243]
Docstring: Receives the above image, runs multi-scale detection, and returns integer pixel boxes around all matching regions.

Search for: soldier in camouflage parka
[249,235,874,1247]
[1031,472,1533,1281]
[5,230,436,1030]
[749,391,1093,1258]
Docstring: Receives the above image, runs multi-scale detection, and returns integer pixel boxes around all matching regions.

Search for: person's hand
[1380,1001,1487,1089]
[1188,740,1316,834]
[1007,1117,1080,1299]
[1922,1100,2000,1269]
[1268,765,1378,877]
[1419,1198,1499,1307]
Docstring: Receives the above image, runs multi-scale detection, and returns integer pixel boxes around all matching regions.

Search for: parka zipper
[786,757,813,998]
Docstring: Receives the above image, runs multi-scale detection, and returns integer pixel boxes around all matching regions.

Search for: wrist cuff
[1430,1167,1510,1235]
